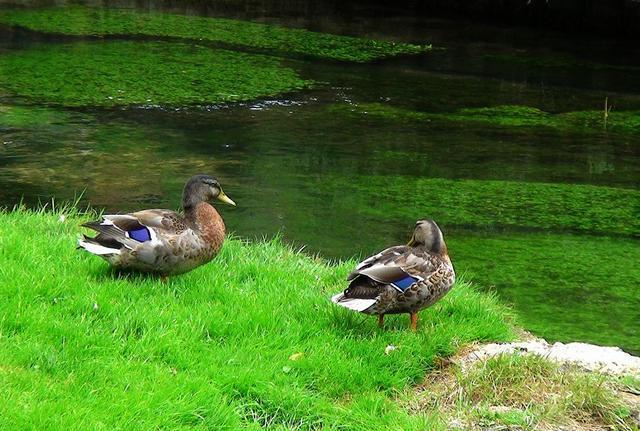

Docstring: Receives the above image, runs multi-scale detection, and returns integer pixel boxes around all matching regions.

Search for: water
[1,4,639,353]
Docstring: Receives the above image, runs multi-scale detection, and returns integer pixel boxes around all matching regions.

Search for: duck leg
[410,312,418,331]
[378,314,385,328]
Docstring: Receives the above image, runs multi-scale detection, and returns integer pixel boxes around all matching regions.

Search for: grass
[406,353,638,430]
[0,205,513,430]
[335,102,640,135]
[0,41,312,107]
[0,6,429,62]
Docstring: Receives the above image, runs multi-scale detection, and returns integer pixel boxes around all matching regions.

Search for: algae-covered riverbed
[0,2,639,359]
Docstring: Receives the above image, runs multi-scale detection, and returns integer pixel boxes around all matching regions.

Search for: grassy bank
[0,206,512,430]
[1,207,638,429]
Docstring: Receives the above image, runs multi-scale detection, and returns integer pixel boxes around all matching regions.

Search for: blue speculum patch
[128,227,151,242]
[392,275,418,291]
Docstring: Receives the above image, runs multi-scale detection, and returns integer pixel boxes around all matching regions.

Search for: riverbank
[0,205,637,430]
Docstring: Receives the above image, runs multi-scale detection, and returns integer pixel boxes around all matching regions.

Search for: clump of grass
[0,205,512,430]
[407,354,638,430]
[0,41,312,107]
[0,6,429,62]
[620,375,640,395]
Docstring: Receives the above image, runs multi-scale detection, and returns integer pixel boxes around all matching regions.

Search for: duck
[331,220,455,331]
[78,174,236,276]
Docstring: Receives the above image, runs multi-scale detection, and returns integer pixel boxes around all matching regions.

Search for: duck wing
[79,209,186,254]
[349,247,442,291]
[127,209,189,233]
[332,247,445,312]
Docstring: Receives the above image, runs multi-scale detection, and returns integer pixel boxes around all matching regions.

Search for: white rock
[461,338,640,375]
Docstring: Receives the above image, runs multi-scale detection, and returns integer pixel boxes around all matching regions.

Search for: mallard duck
[78,174,235,276]
[331,220,455,331]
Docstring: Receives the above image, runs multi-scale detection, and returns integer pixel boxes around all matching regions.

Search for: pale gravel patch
[459,337,640,376]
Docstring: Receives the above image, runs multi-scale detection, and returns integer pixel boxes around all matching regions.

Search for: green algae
[0,6,429,62]
[451,232,640,354]
[335,103,640,134]
[447,105,555,127]
[0,41,312,107]
[559,109,640,133]
[0,105,89,129]
[322,176,639,237]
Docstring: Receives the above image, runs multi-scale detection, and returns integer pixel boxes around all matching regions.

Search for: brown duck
[331,220,455,330]
[78,174,235,276]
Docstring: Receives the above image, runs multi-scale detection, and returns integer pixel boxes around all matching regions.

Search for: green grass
[620,375,640,394]
[407,354,637,430]
[0,6,429,62]
[0,205,513,430]
[335,102,640,135]
[0,41,311,107]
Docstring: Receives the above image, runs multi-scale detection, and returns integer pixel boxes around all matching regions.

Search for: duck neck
[182,193,202,218]
[190,202,226,248]
[416,241,449,258]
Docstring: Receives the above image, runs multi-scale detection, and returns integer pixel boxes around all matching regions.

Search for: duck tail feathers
[331,292,376,312]
[80,218,141,250]
[77,235,122,256]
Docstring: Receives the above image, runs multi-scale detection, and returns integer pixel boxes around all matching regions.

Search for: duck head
[182,174,236,211]
[407,219,447,255]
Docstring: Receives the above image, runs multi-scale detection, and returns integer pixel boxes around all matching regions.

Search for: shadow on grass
[86,264,166,283]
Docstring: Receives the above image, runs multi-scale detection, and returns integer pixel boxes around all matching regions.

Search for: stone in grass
[460,337,640,375]
[0,41,313,107]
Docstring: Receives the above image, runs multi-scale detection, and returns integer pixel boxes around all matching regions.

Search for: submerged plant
[0,6,429,62]
[335,102,640,135]
[322,175,639,237]
[0,41,312,107]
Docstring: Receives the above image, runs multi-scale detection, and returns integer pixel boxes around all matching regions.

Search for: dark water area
[99,0,640,38]
[0,4,639,353]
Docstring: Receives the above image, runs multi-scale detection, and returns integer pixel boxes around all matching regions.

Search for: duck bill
[216,190,236,206]
[407,234,416,246]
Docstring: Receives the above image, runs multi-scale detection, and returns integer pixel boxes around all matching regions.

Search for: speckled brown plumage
[78,175,235,276]
[195,202,225,255]
[331,220,455,330]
